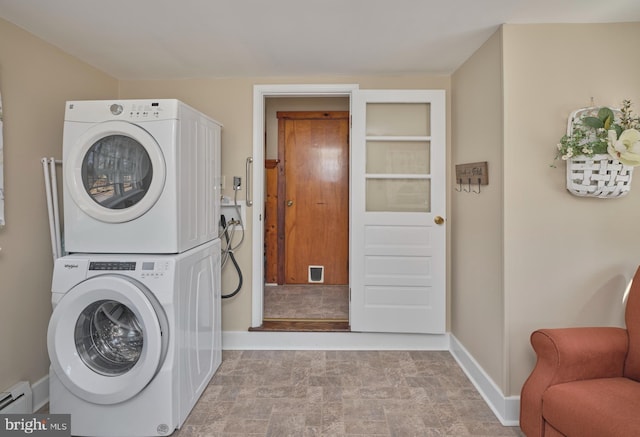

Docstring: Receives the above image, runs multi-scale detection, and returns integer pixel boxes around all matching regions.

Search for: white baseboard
[222,330,450,350]
[31,374,49,413]
[449,334,520,426]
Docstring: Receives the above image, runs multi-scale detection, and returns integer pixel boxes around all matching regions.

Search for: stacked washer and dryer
[47,100,223,437]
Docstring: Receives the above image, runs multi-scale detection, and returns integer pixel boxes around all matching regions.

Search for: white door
[350,90,446,333]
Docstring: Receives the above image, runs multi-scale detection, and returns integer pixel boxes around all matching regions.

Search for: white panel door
[350,90,446,333]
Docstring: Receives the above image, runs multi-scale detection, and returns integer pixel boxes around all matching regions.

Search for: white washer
[63,99,222,254]
[47,239,221,437]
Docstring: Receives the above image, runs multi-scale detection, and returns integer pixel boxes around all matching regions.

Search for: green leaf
[582,116,604,129]
[598,107,614,121]
[598,107,615,129]
[615,125,623,138]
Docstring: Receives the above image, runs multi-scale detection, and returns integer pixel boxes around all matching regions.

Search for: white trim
[223,330,450,350]
[350,89,447,333]
[449,334,520,426]
[31,375,49,413]
[251,84,359,328]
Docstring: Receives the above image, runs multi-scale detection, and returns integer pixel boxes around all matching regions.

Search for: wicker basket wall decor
[565,107,633,198]
[566,154,633,198]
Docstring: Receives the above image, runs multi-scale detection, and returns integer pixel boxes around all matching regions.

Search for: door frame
[251,84,359,327]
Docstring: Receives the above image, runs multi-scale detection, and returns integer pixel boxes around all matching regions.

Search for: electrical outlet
[233,176,241,190]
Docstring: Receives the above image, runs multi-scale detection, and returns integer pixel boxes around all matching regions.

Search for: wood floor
[258,284,349,332]
[250,320,350,332]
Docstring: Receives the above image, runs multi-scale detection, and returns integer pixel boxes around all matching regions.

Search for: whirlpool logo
[0,415,70,436]
[63,264,78,270]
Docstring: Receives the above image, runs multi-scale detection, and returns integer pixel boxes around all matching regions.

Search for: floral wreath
[556,100,640,167]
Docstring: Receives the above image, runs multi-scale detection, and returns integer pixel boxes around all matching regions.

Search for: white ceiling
[1,0,640,80]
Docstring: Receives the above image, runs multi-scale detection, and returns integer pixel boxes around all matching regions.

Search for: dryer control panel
[65,99,179,122]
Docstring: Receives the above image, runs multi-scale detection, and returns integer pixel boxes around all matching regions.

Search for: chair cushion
[625,266,640,380]
[543,377,640,437]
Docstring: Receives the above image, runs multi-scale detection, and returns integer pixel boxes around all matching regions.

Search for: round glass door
[47,275,167,405]
[65,121,166,224]
[75,300,144,376]
[82,135,153,210]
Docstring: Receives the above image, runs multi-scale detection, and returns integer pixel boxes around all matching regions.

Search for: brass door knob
[434,216,445,225]
[287,200,294,207]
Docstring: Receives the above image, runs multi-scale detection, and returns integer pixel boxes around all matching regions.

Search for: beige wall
[451,29,505,391]
[452,22,640,398]
[119,76,451,331]
[0,18,118,391]
[503,23,640,395]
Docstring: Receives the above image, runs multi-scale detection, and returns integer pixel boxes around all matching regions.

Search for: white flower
[562,148,574,160]
[607,128,640,167]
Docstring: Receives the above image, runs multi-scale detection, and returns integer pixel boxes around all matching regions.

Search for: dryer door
[65,120,167,223]
[48,275,168,405]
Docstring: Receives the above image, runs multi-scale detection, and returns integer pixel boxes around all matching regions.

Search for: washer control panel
[87,260,171,279]
[89,261,136,271]
[52,256,177,294]
[140,261,170,279]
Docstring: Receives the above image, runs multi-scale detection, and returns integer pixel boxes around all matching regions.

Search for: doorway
[261,97,350,329]
[252,85,447,334]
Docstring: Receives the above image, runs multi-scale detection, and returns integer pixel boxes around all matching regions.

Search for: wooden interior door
[277,111,349,285]
[264,159,279,284]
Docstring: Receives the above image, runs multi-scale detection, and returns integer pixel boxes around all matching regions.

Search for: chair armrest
[520,327,628,437]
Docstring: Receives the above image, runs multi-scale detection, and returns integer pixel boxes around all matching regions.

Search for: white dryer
[63,99,222,254]
[47,239,221,437]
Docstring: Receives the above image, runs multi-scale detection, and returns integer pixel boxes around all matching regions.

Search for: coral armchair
[520,266,640,436]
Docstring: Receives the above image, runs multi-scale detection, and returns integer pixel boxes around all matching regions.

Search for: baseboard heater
[0,381,32,414]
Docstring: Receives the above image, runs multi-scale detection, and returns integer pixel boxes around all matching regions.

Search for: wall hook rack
[455,162,488,194]
[472,178,481,194]
[463,178,471,193]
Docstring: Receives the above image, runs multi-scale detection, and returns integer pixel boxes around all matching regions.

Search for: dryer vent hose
[220,214,243,299]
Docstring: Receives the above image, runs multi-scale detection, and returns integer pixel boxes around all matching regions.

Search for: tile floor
[45,290,526,436]
[175,350,524,437]
[263,285,349,321]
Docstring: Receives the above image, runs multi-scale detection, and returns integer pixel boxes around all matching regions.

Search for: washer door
[48,275,168,405]
[65,120,166,223]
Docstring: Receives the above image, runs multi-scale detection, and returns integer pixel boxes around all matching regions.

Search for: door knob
[434,216,445,225]
[287,200,294,207]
